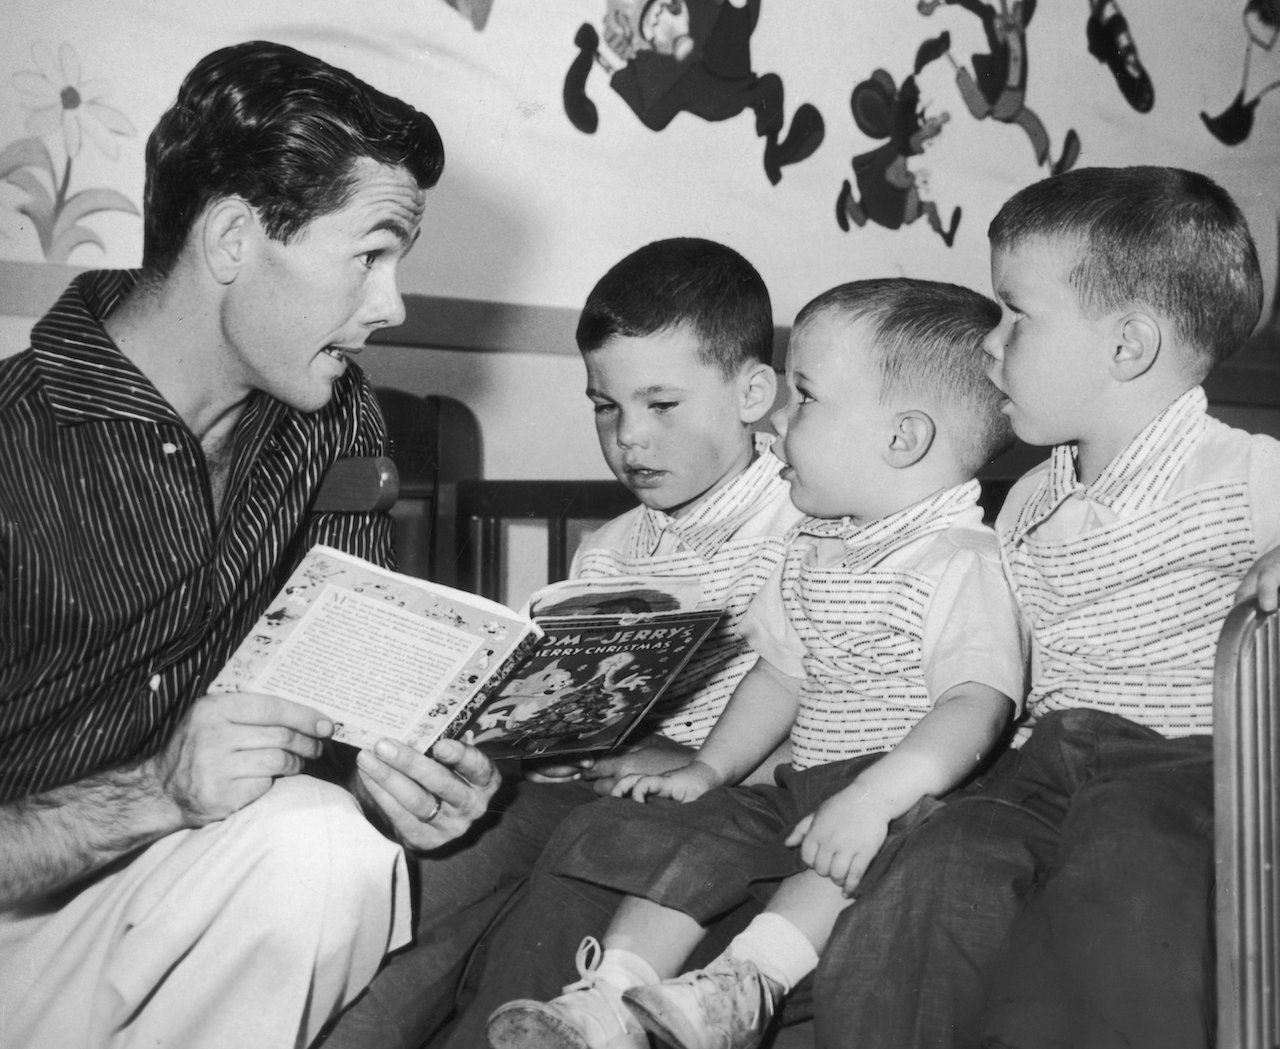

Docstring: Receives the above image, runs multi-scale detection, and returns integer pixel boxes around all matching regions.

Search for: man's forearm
[0,760,183,908]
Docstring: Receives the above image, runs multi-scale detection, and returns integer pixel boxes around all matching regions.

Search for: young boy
[808,167,1280,1049]
[543,236,805,786]
[334,238,803,1049]
[482,277,1028,1049]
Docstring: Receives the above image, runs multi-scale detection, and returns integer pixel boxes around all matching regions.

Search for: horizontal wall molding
[5,260,1271,402]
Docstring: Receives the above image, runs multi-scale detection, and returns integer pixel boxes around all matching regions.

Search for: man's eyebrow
[369,218,417,244]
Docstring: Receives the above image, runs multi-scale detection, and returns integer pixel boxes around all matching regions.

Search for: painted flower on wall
[1,42,140,263]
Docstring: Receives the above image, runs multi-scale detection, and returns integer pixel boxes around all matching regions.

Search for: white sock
[594,947,661,992]
[721,912,819,994]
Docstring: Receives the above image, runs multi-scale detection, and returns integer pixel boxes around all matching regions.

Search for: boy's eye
[359,251,380,269]
[649,401,678,412]
[591,402,617,415]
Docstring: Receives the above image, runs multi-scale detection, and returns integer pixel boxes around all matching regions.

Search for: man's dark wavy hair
[142,40,444,277]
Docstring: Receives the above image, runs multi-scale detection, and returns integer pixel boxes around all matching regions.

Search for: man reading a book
[0,41,499,1049]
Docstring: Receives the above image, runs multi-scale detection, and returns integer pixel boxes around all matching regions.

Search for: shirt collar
[30,269,182,428]
[630,432,789,559]
[1007,386,1210,544]
[796,479,983,570]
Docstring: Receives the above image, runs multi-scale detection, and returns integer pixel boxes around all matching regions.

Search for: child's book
[210,544,721,760]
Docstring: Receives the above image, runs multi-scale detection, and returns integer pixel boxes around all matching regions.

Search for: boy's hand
[610,760,722,803]
[521,757,595,783]
[785,783,898,896]
[1237,545,1280,613]
[583,736,696,795]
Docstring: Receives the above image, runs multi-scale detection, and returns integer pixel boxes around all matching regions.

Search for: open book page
[209,545,539,752]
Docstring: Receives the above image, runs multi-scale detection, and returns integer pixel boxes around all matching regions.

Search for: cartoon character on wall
[1085,0,1154,113]
[438,0,493,30]
[1202,0,1280,145]
[562,0,825,185]
[835,67,962,247]
[917,0,1080,175]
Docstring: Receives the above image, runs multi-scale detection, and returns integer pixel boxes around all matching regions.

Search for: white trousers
[0,775,410,1049]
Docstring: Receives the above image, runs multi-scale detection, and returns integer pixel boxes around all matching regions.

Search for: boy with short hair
[812,166,1280,1049]
[565,236,805,775]
[482,277,1027,1049]
[337,238,803,1049]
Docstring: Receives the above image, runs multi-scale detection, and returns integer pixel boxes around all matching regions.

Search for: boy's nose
[981,325,1005,361]
[616,414,649,448]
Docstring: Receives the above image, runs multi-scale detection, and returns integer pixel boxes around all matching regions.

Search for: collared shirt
[0,271,392,803]
[571,433,804,744]
[745,480,1026,769]
[998,386,1280,738]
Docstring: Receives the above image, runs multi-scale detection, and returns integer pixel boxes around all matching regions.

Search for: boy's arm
[788,681,1013,894]
[612,657,801,801]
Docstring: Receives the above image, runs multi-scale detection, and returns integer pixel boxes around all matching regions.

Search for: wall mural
[1,42,138,264]
[1203,0,1280,145]
[562,0,825,185]
[1,0,1277,330]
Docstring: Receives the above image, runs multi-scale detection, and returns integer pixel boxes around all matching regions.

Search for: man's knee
[230,776,403,940]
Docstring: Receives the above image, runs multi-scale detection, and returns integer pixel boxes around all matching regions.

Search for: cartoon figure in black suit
[835,68,962,247]
[562,0,824,184]
[918,0,1080,174]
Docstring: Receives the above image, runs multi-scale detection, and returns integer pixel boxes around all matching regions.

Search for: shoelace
[562,937,637,1033]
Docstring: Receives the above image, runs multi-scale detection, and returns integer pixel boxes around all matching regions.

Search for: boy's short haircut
[143,40,445,280]
[988,166,1263,378]
[575,238,774,376]
[794,278,1014,475]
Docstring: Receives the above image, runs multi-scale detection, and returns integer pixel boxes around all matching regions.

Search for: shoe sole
[487,1002,596,1049]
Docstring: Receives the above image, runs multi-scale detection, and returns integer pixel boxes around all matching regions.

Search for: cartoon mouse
[836,69,962,247]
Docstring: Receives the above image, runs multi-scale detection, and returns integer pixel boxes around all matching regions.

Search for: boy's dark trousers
[428,754,901,1049]
[815,708,1215,1049]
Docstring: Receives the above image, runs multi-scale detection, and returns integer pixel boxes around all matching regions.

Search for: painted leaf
[18,202,54,254]
[49,223,104,264]
[5,168,54,217]
[0,136,55,184]
[53,187,139,240]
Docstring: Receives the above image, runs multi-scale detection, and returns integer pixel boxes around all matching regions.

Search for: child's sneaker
[486,938,648,1049]
[622,954,781,1049]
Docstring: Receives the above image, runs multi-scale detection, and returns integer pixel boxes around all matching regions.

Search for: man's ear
[884,409,935,468]
[737,362,779,425]
[201,198,254,285]
[1109,311,1161,382]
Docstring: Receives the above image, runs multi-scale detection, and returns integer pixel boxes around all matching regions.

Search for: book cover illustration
[456,606,722,759]
[209,545,539,753]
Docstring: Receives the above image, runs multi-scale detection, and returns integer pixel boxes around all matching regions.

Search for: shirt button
[161,442,178,455]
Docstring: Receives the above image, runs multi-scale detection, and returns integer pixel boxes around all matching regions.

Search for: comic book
[210,544,721,759]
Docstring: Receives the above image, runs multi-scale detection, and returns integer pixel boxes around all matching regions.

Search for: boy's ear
[736,362,778,425]
[1109,311,1161,382]
[201,198,255,285]
[884,409,935,469]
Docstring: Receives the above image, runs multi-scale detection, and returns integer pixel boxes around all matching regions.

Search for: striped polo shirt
[998,386,1280,738]
[745,481,1026,770]
[0,270,393,803]
[570,433,804,745]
